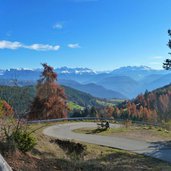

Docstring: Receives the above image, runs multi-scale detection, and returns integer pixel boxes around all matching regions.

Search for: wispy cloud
[24,44,60,51]
[53,23,63,29]
[0,40,60,51]
[68,43,80,49]
[0,40,22,49]
[151,56,164,59]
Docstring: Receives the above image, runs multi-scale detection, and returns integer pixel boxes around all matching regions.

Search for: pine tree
[90,106,97,117]
[28,63,68,120]
[163,30,171,70]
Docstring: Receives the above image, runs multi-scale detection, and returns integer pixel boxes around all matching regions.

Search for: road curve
[43,122,171,163]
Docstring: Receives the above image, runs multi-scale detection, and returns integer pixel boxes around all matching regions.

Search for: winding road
[43,122,171,163]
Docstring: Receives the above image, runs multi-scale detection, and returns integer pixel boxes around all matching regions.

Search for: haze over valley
[0,65,170,99]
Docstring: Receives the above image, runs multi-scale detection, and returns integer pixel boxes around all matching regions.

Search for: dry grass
[73,125,171,142]
[24,122,171,171]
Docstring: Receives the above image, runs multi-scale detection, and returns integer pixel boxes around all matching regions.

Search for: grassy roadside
[5,121,171,171]
[73,125,171,142]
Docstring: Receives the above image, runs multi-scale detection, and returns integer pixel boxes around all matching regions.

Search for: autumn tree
[105,106,114,118]
[28,63,68,120]
[0,100,14,117]
[0,100,37,153]
[127,101,132,116]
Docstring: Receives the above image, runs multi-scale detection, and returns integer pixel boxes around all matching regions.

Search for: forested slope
[0,85,99,115]
[117,84,171,121]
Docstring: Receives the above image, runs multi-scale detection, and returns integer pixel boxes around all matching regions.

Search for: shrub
[50,139,86,159]
[12,130,36,153]
[0,115,37,153]
[162,121,171,131]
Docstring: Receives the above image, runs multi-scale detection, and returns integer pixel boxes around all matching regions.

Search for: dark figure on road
[105,121,110,129]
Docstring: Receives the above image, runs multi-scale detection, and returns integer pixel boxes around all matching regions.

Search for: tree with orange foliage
[151,109,157,122]
[29,63,68,120]
[127,101,131,116]
[105,106,114,118]
[142,107,150,121]
[0,100,14,117]
[130,103,137,117]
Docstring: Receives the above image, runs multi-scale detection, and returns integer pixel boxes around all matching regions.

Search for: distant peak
[55,67,96,74]
[114,65,153,71]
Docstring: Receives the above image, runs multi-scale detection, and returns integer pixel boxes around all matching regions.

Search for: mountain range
[0,66,171,99]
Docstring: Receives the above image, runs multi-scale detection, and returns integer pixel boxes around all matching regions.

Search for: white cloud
[0,40,60,51]
[53,23,63,29]
[25,44,60,51]
[68,43,80,49]
[0,40,22,49]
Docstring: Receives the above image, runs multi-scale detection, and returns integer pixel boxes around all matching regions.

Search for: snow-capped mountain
[0,65,171,99]
[110,66,168,80]
[55,67,96,75]
[113,66,153,71]
[0,66,165,77]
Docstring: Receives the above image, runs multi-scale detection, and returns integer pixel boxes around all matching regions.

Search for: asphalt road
[43,122,171,163]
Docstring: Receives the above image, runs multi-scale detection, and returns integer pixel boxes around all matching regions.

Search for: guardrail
[28,117,98,123]
[0,154,12,171]
[28,117,160,127]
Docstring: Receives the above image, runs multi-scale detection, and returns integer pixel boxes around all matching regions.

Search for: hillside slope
[97,76,139,98]
[0,85,100,115]
[118,83,171,121]
[62,85,99,107]
[60,80,126,99]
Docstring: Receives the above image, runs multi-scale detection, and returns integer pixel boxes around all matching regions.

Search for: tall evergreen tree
[90,106,97,117]
[163,30,171,70]
[28,63,68,120]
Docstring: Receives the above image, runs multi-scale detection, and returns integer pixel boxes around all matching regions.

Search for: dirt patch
[4,150,61,171]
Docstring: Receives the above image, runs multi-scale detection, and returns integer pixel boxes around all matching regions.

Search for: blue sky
[0,0,171,70]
